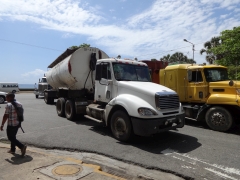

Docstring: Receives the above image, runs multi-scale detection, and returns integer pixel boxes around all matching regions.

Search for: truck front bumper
[131,113,185,136]
[34,91,44,96]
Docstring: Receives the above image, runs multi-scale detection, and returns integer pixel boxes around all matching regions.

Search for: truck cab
[34,76,49,98]
[160,64,240,132]
[84,58,185,141]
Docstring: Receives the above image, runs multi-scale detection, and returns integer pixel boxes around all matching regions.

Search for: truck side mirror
[187,70,192,81]
[100,78,109,86]
[39,79,40,82]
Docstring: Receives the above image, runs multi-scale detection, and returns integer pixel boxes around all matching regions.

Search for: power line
[0,38,63,52]
[139,41,205,58]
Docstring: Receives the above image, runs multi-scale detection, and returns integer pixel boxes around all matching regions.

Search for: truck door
[95,62,113,103]
[188,69,207,102]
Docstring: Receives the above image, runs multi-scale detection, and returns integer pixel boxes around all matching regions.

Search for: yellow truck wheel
[205,106,233,132]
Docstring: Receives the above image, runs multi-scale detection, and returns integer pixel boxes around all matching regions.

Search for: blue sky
[0,0,240,83]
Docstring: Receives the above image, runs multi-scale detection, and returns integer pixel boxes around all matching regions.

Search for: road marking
[175,153,240,176]
[205,168,238,180]
[161,148,240,179]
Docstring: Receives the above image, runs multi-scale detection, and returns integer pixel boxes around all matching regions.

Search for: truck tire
[56,98,65,117]
[205,106,233,132]
[111,110,133,142]
[0,96,5,104]
[36,95,39,99]
[12,90,16,94]
[65,100,76,120]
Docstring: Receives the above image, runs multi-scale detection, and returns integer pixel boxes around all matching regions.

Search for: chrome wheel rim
[0,97,4,103]
[211,112,227,126]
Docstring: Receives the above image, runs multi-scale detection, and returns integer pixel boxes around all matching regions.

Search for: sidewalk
[0,142,184,180]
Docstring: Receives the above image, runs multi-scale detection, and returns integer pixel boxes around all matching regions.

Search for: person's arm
[1,114,8,131]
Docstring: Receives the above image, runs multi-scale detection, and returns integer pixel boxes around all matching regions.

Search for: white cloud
[21,69,46,77]
[0,0,240,63]
[62,33,74,38]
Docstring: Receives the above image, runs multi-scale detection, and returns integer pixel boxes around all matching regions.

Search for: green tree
[160,54,171,62]
[69,43,91,50]
[169,52,187,63]
[79,43,91,48]
[200,37,221,64]
[185,58,196,64]
[211,26,240,66]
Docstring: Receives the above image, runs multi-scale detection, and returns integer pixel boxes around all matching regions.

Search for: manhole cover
[52,164,82,176]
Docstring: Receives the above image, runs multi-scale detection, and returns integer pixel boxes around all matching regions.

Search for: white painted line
[175,153,240,176]
[205,168,238,180]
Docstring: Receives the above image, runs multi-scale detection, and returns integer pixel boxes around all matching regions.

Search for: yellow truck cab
[160,64,240,132]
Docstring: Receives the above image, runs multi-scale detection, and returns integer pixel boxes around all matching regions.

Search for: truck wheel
[12,90,16,94]
[35,95,39,99]
[0,96,5,104]
[111,110,132,142]
[65,100,76,120]
[56,98,65,117]
[205,106,233,132]
[44,92,50,104]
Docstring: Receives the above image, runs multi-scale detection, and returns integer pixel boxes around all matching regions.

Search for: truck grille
[39,84,48,92]
[155,93,180,110]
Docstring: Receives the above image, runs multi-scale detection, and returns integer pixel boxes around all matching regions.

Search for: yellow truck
[159,64,240,132]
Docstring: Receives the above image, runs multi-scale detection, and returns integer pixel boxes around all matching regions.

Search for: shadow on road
[185,119,240,136]
[5,154,33,165]
[121,131,201,154]
[74,118,201,154]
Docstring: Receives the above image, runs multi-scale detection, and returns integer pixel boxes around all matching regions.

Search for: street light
[183,39,195,61]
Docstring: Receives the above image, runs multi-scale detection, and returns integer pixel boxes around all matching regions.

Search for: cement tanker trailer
[44,47,185,141]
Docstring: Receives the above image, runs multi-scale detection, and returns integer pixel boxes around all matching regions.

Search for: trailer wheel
[35,95,39,99]
[65,99,76,120]
[56,98,65,117]
[0,96,5,104]
[111,110,132,142]
[205,106,233,132]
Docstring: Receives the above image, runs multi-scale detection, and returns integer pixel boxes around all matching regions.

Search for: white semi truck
[44,47,185,141]
[34,76,49,98]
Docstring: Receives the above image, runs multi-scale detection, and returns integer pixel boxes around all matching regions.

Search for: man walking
[0,92,27,156]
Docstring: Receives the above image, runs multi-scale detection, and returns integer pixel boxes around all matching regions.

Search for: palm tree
[170,52,188,63]
[185,58,196,64]
[160,54,171,62]
[200,37,221,64]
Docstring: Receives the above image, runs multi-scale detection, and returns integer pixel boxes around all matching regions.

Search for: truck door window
[190,71,203,82]
[95,63,111,80]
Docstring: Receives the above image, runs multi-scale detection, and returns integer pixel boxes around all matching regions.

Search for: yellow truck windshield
[204,68,229,82]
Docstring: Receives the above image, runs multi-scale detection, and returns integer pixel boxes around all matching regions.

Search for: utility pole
[183,39,195,61]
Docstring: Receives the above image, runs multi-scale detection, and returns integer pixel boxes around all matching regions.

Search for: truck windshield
[204,68,229,82]
[41,78,47,83]
[112,63,151,82]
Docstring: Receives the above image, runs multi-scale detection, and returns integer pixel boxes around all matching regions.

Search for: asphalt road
[0,93,239,180]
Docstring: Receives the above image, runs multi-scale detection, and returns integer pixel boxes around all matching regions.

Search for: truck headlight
[138,108,157,116]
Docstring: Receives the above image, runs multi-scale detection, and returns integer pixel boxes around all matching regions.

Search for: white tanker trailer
[44,47,185,141]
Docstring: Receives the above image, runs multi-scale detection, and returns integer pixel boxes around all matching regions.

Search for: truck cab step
[84,115,102,123]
